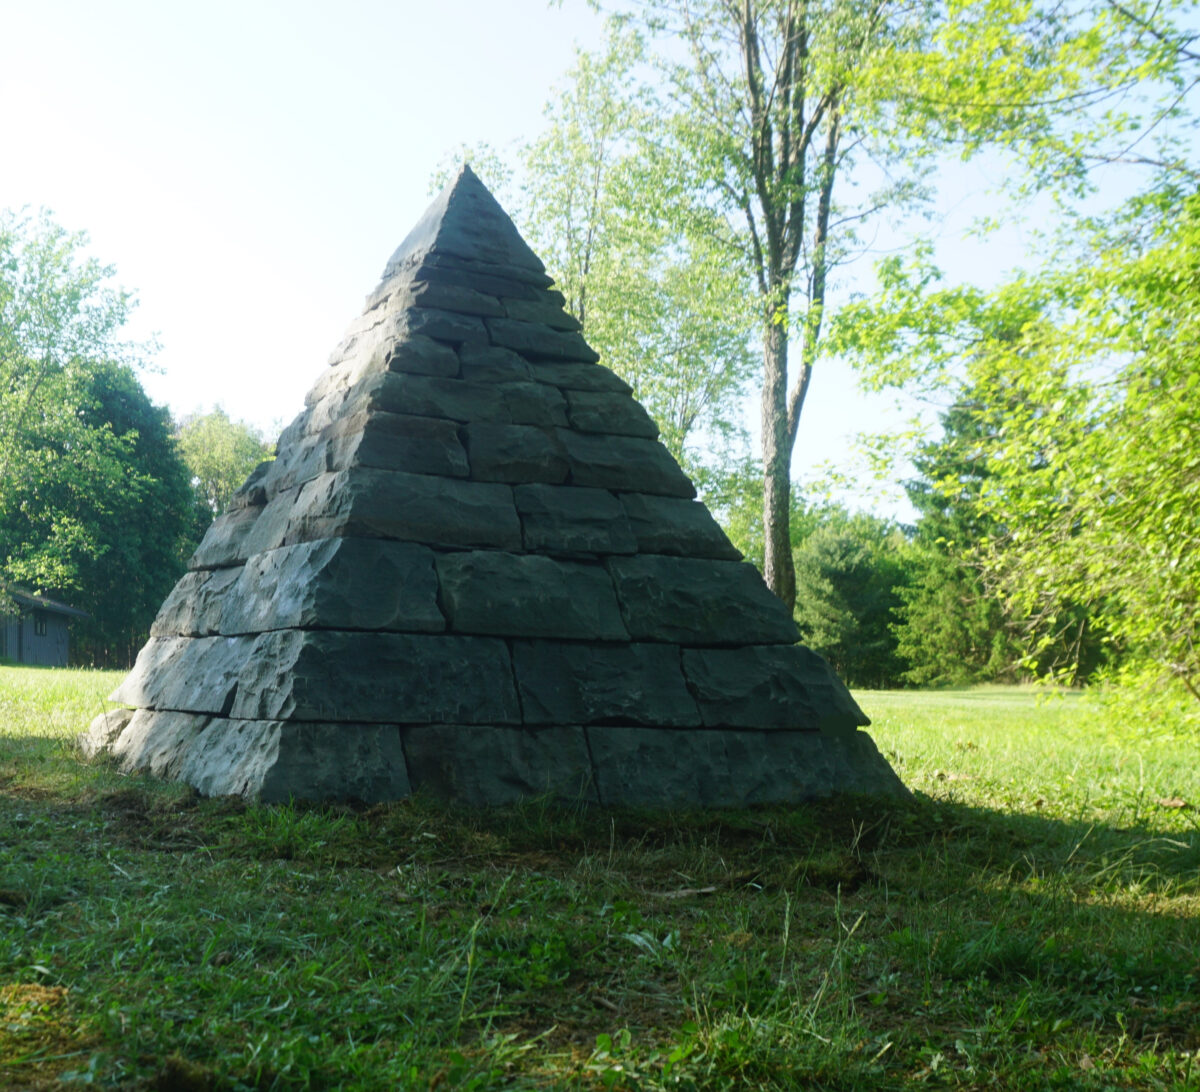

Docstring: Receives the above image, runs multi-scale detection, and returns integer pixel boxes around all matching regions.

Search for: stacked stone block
[84,165,906,805]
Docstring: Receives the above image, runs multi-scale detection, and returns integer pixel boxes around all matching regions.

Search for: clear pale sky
[2,0,1073,518]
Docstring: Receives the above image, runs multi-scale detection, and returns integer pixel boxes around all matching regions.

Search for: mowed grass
[1,668,1197,1090]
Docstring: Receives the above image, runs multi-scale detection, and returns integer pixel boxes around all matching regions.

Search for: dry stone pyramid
[84,166,907,806]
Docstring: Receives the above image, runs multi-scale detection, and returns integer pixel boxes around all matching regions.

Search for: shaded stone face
[84,163,907,806]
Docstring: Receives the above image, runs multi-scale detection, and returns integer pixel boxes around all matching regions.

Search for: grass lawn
[1,667,1197,1089]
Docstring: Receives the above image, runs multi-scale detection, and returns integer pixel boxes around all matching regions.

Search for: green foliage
[521,27,759,474]
[0,211,195,666]
[791,509,911,688]
[175,406,274,526]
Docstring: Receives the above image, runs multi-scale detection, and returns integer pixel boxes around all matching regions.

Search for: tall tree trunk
[761,307,796,610]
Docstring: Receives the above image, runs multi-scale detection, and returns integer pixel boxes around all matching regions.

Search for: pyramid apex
[382,163,545,280]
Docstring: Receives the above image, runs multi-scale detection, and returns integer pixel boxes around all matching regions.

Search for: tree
[577,0,1193,612]
[791,508,911,688]
[176,407,274,524]
[520,29,759,476]
[0,209,195,665]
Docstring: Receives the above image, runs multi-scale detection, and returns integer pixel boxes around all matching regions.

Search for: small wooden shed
[0,587,88,667]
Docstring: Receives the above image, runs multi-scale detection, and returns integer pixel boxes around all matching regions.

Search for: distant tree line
[0,210,272,667]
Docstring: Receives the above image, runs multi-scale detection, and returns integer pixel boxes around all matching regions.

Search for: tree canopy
[0,210,196,665]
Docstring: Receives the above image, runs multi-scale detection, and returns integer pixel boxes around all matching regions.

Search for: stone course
[84,164,907,805]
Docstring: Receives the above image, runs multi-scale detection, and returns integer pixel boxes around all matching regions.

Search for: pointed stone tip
[382,163,545,279]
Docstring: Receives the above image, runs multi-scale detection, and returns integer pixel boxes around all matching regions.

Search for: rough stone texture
[395,306,488,347]
[329,411,470,479]
[565,390,659,439]
[458,345,533,384]
[402,279,505,318]
[586,727,907,807]
[403,725,596,805]
[384,335,461,377]
[107,709,210,779]
[619,494,743,561]
[436,552,627,640]
[463,423,569,484]
[220,538,443,635]
[284,469,522,552]
[184,720,412,803]
[681,646,867,734]
[501,296,582,331]
[113,635,253,715]
[151,567,241,636]
[485,317,599,363]
[229,630,521,725]
[512,641,699,727]
[607,556,800,645]
[90,164,907,807]
[515,483,637,556]
[557,430,696,498]
[529,362,632,394]
[189,504,262,570]
[80,706,135,758]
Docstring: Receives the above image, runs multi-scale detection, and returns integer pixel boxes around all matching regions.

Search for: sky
[0,0,1123,520]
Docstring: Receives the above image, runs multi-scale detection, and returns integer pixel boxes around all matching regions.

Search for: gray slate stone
[463,423,568,484]
[328,410,469,478]
[565,390,659,439]
[230,630,520,725]
[586,727,909,806]
[485,317,600,363]
[112,635,254,716]
[530,362,632,394]
[283,469,522,552]
[151,567,241,636]
[501,296,582,331]
[681,646,868,734]
[458,345,533,383]
[515,483,637,555]
[436,552,627,639]
[383,165,546,277]
[402,725,596,805]
[80,706,135,758]
[182,719,412,803]
[396,306,488,347]
[619,494,742,561]
[401,280,504,318]
[384,334,460,377]
[221,538,443,635]
[513,641,700,727]
[189,504,263,570]
[607,556,799,645]
[107,709,210,779]
[557,430,696,498]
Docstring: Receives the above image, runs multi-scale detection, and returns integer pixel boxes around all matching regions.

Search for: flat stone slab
[151,567,241,637]
[512,641,700,727]
[462,423,569,484]
[619,494,742,561]
[607,556,799,645]
[436,552,627,639]
[585,727,909,806]
[183,720,411,803]
[515,483,637,555]
[230,630,520,726]
[220,538,444,635]
[113,636,253,715]
[402,724,596,805]
[284,469,522,552]
[557,431,696,498]
[681,646,867,733]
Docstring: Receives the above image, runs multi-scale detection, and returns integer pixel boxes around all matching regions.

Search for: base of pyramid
[82,709,907,807]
